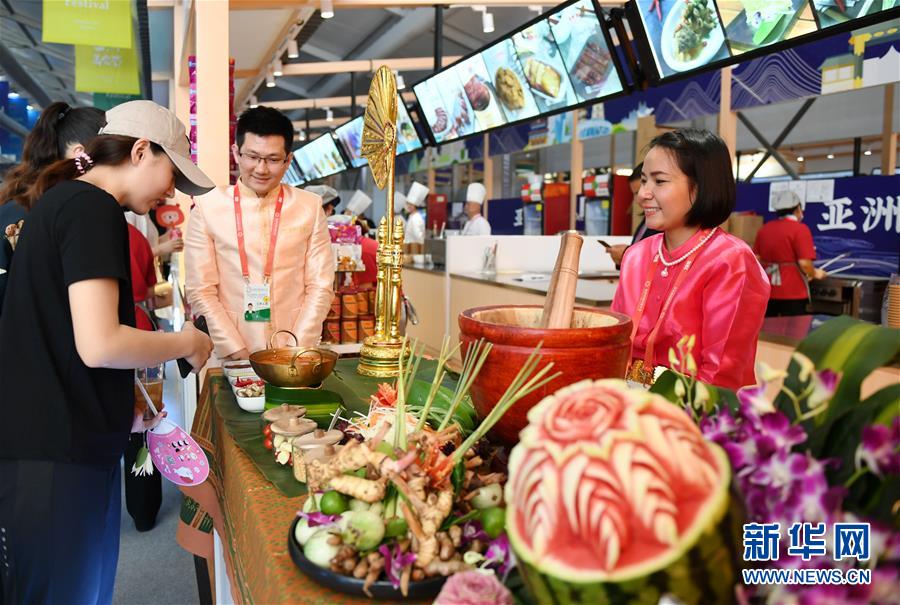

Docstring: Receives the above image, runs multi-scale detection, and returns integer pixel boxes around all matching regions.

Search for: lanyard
[629,231,712,368]
[233,184,284,283]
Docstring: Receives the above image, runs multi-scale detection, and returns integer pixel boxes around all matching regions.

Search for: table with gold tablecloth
[176,365,428,604]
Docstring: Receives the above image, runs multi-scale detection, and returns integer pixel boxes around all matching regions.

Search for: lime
[385,517,409,538]
[320,491,349,515]
[480,506,506,539]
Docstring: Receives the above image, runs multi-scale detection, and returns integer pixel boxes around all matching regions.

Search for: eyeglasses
[238,151,288,169]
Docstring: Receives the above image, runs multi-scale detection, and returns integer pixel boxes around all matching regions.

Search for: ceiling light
[827,152,835,160]
[395,71,406,90]
[529,5,543,14]
[298,129,306,141]
[273,59,283,77]
[8,92,19,99]
[482,11,495,33]
[326,107,334,122]
[26,105,33,111]
[266,68,276,88]
[249,95,259,108]
[287,39,299,59]
[321,0,334,19]
[796,155,804,162]
[864,147,872,156]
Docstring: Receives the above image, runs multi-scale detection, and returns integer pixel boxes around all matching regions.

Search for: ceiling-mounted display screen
[626,0,899,82]
[282,156,305,186]
[812,0,896,29]
[292,133,348,182]
[334,97,424,169]
[633,0,731,78]
[413,0,626,145]
[718,0,817,55]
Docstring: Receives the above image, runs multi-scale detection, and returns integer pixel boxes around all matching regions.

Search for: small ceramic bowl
[236,394,265,413]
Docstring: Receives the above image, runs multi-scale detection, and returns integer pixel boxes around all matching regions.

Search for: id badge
[243,283,271,322]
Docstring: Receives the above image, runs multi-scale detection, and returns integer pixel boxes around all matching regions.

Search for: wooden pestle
[540,231,584,329]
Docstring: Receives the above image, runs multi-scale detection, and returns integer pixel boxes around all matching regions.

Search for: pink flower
[378,543,416,590]
[434,570,514,605]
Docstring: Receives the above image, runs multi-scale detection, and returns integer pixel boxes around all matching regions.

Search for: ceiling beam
[292,117,350,130]
[302,42,343,62]
[245,54,460,79]
[230,0,624,8]
[263,91,416,110]
[0,39,52,108]
[0,108,29,138]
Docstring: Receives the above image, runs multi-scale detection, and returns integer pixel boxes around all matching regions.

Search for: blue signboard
[736,175,900,277]
[487,197,525,235]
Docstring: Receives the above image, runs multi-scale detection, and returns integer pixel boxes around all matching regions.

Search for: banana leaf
[406,379,477,436]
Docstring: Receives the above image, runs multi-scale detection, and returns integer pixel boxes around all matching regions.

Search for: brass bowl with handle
[249,330,339,388]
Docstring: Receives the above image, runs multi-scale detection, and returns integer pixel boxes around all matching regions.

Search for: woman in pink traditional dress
[611,129,769,390]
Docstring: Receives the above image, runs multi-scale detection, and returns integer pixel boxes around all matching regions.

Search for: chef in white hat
[305,185,340,216]
[461,182,491,236]
[393,190,408,229]
[345,190,373,219]
[404,181,429,245]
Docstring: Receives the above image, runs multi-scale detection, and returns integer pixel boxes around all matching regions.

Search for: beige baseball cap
[99,100,215,196]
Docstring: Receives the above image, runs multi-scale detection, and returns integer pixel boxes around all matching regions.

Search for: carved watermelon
[506,380,738,604]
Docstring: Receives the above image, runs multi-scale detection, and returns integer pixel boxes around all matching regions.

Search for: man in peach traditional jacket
[185,107,334,364]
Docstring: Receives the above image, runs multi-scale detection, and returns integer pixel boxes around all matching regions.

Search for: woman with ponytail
[0,102,105,312]
[0,101,215,604]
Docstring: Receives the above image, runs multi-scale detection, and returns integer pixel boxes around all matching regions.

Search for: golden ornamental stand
[357,66,408,377]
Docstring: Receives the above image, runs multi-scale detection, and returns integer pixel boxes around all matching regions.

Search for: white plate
[521,55,569,105]
[660,0,724,73]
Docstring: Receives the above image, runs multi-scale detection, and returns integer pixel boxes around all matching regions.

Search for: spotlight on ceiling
[482,11,495,33]
[326,107,334,122]
[321,0,334,19]
[249,95,259,108]
[266,68,276,88]
[287,39,299,59]
[273,59,283,77]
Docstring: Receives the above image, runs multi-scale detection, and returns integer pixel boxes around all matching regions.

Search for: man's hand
[812,268,827,281]
[608,244,629,266]
[226,348,250,361]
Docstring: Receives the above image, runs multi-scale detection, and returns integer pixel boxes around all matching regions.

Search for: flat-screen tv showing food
[626,0,899,82]
[413,0,626,144]
[292,133,348,182]
[334,97,424,169]
[282,155,306,186]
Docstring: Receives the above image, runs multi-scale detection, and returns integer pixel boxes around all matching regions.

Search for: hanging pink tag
[147,419,210,486]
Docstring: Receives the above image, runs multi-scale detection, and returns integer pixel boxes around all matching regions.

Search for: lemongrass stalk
[415,336,460,432]
[403,340,425,403]
[394,337,409,450]
[438,338,484,431]
[451,344,560,464]
[438,340,493,431]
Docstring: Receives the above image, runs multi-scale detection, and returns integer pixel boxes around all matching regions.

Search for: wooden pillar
[172,0,195,296]
[569,111,583,231]
[719,66,737,163]
[483,133,493,220]
[882,83,897,176]
[195,0,231,186]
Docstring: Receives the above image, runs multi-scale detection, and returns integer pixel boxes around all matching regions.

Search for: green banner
[75,45,140,95]
[92,92,141,110]
[42,0,133,49]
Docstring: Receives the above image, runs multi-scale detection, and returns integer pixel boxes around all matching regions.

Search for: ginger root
[328,475,387,503]
[424,559,472,577]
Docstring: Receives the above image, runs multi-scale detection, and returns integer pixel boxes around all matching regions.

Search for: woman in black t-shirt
[0,101,215,605]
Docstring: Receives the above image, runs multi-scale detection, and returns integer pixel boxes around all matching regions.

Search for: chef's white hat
[393,191,407,211]
[346,190,373,216]
[305,185,340,205]
[466,182,487,205]
[772,190,802,211]
[406,181,430,207]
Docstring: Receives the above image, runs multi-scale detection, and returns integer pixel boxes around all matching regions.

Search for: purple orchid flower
[462,520,490,543]
[807,369,841,409]
[482,534,516,580]
[754,412,807,458]
[378,543,417,590]
[700,409,737,443]
[855,419,900,477]
[737,381,775,416]
[296,511,339,527]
